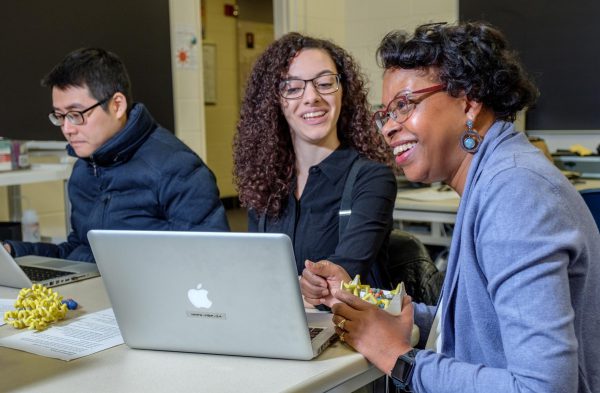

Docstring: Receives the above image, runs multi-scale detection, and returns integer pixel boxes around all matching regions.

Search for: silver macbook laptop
[0,246,100,288]
[87,230,336,360]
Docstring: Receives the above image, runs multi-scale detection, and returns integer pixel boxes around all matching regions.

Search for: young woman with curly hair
[302,22,600,392]
[234,32,396,289]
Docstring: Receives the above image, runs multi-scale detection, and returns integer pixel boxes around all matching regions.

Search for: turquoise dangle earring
[460,119,483,153]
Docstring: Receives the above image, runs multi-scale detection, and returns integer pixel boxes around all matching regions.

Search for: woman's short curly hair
[234,32,392,218]
[376,21,539,122]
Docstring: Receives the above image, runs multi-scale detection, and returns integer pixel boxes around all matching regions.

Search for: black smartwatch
[390,348,419,392]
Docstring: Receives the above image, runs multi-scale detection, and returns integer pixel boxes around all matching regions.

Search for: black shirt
[248,146,397,288]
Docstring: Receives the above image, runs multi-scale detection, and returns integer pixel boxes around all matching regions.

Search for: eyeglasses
[279,73,341,99]
[372,84,445,132]
[48,97,110,126]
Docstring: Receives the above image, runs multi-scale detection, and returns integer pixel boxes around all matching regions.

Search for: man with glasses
[3,47,229,262]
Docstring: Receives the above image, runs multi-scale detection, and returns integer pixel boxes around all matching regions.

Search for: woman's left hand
[331,289,414,374]
[300,259,351,308]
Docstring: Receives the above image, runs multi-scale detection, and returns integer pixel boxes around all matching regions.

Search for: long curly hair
[234,32,391,218]
[376,22,539,122]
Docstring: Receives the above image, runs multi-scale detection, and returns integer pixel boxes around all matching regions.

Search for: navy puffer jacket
[8,103,229,262]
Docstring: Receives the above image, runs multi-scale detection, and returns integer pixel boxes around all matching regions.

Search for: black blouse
[248,146,397,288]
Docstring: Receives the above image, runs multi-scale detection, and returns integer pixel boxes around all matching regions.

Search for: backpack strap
[338,158,366,239]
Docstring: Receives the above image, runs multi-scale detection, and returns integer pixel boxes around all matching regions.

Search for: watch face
[391,350,417,389]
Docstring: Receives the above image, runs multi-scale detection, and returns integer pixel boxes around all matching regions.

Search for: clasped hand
[300,259,415,374]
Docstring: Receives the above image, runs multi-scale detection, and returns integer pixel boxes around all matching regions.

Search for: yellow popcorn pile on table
[3,284,68,331]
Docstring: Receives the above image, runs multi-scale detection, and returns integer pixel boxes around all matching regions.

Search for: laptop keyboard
[308,327,323,340]
[21,265,74,282]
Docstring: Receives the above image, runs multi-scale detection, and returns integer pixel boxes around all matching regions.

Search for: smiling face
[52,85,127,158]
[280,49,342,151]
[380,68,476,191]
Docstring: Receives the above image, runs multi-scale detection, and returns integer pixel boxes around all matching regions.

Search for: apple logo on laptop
[187,284,212,308]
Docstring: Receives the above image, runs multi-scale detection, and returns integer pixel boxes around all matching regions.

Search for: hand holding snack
[332,281,414,373]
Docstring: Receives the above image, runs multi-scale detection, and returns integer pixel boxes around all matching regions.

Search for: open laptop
[87,230,336,360]
[0,246,100,288]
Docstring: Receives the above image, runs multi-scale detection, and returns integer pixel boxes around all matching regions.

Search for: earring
[460,119,483,153]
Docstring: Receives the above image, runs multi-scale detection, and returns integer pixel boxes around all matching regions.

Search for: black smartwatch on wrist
[390,348,419,392]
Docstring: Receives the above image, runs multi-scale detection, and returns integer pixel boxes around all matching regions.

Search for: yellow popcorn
[3,284,68,331]
[340,275,406,315]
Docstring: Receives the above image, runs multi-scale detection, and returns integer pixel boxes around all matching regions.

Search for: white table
[0,278,384,393]
[394,178,600,247]
[394,187,459,247]
[0,164,72,188]
[0,163,73,233]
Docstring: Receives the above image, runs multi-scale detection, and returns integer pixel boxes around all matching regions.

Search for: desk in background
[394,185,459,247]
[0,278,383,393]
[394,178,600,247]
[0,162,73,237]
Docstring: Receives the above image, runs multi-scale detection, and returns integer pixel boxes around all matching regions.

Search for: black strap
[258,157,365,237]
[338,158,366,239]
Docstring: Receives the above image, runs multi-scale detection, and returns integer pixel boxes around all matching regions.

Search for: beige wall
[274,0,458,104]
[203,0,239,198]
[0,189,7,221]
[237,20,275,99]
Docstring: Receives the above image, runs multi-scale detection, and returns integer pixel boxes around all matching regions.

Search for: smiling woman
[278,49,342,155]
[233,32,397,289]
[303,21,600,393]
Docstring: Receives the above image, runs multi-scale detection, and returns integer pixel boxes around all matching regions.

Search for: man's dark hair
[41,48,133,111]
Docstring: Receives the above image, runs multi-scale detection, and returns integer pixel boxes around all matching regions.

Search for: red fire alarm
[224,4,238,17]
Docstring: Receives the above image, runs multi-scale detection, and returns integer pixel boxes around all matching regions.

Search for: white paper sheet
[0,308,124,361]
[0,298,16,327]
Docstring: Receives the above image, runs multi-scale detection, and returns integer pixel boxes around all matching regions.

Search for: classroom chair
[387,230,444,306]
[580,188,600,230]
